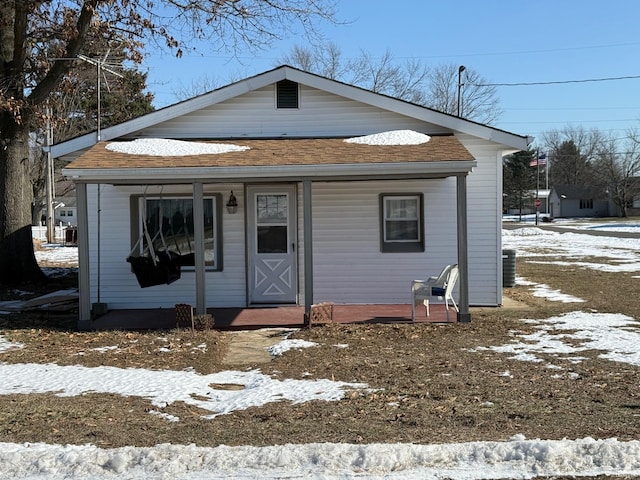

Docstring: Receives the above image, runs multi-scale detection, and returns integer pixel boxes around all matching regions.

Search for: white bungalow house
[52,66,529,329]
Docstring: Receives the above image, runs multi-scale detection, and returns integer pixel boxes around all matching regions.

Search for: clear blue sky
[141,0,640,145]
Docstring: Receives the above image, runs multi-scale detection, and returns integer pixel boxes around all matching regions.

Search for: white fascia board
[51,69,289,159]
[286,69,529,151]
[62,160,476,183]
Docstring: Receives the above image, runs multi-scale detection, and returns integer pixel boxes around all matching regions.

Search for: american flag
[529,153,547,167]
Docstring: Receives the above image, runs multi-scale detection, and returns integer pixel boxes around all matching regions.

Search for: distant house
[54,196,77,226]
[549,185,611,218]
[52,66,529,329]
[505,189,550,215]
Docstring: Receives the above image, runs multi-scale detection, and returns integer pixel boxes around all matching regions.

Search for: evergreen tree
[503,150,536,219]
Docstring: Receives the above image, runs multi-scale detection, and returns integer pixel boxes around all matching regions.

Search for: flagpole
[545,154,549,213]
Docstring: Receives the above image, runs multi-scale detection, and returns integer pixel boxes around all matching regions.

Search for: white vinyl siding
[133,85,448,139]
[456,133,504,306]
[85,184,247,309]
[306,180,457,305]
[88,179,465,309]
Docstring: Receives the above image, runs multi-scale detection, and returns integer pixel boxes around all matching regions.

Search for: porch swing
[126,190,181,288]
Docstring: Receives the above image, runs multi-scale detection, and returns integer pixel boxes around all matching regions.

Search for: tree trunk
[0,117,46,284]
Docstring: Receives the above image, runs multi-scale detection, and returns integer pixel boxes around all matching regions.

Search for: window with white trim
[380,193,424,252]
[133,195,222,270]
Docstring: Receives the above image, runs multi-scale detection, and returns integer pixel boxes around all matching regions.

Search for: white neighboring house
[52,66,529,329]
[54,196,77,227]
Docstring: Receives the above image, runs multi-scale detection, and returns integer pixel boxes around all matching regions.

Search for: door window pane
[257,194,287,223]
[257,225,288,253]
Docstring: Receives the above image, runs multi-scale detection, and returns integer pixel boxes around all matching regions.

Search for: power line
[473,75,640,87]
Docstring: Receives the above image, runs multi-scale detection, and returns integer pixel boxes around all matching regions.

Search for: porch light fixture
[226,191,238,214]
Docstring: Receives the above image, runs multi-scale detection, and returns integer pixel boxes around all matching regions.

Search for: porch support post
[456,174,471,323]
[193,182,206,315]
[303,179,313,326]
[76,183,91,329]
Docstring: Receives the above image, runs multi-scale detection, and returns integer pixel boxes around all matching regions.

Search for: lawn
[1,225,640,478]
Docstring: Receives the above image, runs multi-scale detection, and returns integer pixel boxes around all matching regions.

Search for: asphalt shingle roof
[66,135,475,170]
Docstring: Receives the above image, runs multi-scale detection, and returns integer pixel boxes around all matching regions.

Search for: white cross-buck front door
[247,185,297,304]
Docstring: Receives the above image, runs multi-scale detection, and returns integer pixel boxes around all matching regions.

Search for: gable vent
[276,80,299,109]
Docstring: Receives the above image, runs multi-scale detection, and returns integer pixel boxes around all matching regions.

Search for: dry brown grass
[1,245,640,469]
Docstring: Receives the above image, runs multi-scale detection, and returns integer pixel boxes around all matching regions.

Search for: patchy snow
[502,226,640,274]
[34,243,78,267]
[0,337,23,353]
[268,338,318,356]
[487,311,640,367]
[515,277,585,303]
[0,363,365,420]
[105,138,249,156]
[4,220,639,478]
[344,129,431,145]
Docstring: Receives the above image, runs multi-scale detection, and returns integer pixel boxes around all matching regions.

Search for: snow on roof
[103,131,432,157]
[106,138,250,156]
[344,130,431,145]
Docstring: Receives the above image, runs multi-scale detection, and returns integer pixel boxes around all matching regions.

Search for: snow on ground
[0,363,365,420]
[3,436,640,480]
[4,220,640,478]
[515,277,585,303]
[473,311,640,369]
[0,336,23,353]
[502,226,640,274]
[34,243,78,267]
[268,338,318,356]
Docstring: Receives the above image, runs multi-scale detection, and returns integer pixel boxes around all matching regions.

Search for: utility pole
[45,106,55,243]
[535,150,540,226]
[457,65,466,117]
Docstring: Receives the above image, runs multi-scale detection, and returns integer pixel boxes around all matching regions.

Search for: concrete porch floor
[88,302,460,331]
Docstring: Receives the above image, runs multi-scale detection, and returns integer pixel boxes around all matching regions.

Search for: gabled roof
[51,65,529,159]
[551,184,604,199]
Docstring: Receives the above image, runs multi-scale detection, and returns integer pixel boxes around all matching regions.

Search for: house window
[579,199,593,209]
[276,80,299,109]
[60,210,66,217]
[133,195,222,270]
[67,210,73,216]
[380,194,424,252]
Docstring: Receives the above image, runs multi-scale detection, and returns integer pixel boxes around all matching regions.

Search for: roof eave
[62,160,477,184]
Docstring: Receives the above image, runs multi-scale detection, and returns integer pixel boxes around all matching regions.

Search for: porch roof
[63,135,477,183]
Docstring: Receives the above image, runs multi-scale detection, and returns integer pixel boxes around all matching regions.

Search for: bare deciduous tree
[0,0,338,284]
[279,45,502,123]
[542,126,604,187]
[427,63,502,124]
[593,130,640,217]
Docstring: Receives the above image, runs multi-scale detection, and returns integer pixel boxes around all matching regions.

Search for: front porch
[88,303,455,331]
